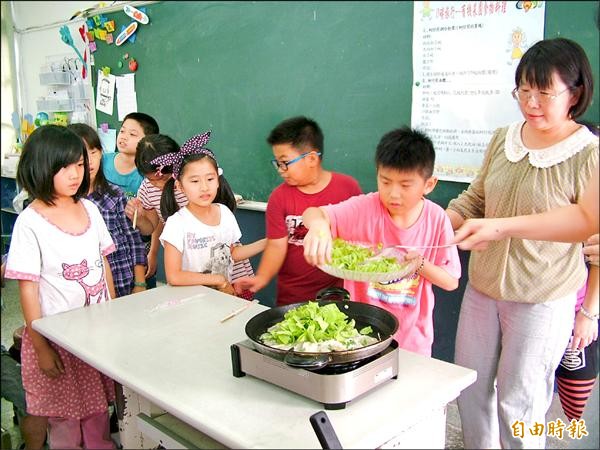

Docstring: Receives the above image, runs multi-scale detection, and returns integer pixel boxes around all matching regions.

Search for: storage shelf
[36,98,74,112]
[39,71,71,85]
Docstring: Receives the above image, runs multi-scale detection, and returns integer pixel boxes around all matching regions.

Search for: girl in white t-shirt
[156,131,265,296]
[5,125,117,449]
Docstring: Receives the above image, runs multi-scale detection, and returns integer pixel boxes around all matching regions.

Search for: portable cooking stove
[231,339,399,410]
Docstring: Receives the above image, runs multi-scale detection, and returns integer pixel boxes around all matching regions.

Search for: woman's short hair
[515,38,594,119]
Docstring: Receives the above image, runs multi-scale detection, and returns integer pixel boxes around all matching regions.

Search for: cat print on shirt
[62,259,107,306]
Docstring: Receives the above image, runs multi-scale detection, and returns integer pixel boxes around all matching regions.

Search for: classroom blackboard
[91,1,599,205]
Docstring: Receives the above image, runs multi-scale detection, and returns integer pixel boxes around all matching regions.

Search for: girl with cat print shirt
[157,131,265,296]
[5,125,117,449]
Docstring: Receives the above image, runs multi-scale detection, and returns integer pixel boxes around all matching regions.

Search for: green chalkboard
[91,1,599,205]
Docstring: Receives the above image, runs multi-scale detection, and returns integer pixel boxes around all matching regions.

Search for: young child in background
[554,127,599,422]
[126,133,257,298]
[555,236,598,421]
[156,132,265,296]
[69,123,148,297]
[5,125,117,449]
[236,116,362,306]
[124,134,186,280]
[302,126,460,356]
[102,112,159,199]
[103,112,159,287]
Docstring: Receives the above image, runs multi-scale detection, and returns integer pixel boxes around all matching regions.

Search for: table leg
[119,385,164,449]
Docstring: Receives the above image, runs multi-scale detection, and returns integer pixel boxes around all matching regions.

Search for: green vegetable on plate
[329,239,405,273]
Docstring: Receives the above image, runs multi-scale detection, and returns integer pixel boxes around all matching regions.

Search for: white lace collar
[504,121,596,168]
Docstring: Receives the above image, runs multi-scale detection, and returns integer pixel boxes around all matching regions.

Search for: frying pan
[244,288,398,369]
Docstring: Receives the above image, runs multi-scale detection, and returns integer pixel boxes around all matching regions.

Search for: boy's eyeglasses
[511,87,571,105]
[270,151,322,171]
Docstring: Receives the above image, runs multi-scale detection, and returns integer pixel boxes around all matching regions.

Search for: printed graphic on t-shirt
[559,337,587,371]
[368,275,420,306]
[285,215,308,246]
[186,232,214,250]
[205,243,232,278]
[61,258,107,306]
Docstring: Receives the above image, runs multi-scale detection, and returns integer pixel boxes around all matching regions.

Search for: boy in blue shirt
[102,112,159,199]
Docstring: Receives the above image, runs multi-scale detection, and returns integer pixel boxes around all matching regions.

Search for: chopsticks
[392,243,457,250]
[132,208,138,229]
[220,299,259,323]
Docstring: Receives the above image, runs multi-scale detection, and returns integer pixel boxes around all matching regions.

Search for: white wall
[11,1,101,131]
[3,1,142,161]
[1,1,19,161]
[12,1,99,28]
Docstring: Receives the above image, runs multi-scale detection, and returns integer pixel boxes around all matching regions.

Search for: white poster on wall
[95,70,116,116]
[116,73,138,121]
[411,0,545,182]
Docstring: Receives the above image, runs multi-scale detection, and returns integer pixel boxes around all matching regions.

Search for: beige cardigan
[448,122,599,303]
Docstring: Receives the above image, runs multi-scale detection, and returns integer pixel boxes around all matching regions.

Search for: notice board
[91,1,599,204]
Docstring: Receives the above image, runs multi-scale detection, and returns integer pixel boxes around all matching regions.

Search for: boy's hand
[125,197,142,222]
[235,275,267,293]
[303,225,333,266]
[402,250,422,262]
[583,234,599,265]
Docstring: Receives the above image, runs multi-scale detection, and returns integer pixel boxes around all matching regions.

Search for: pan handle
[284,351,332,369]
[315,287,350,302]
[310,411,342,449]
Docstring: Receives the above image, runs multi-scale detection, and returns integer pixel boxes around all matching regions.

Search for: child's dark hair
[161,152,236,219]
[267,116,324,156]
[67,123,117,196]
[135,134,180,175]
[123,112,159,136]
[17,125,90,205]
[375,126,435,179]
[515,38,593,120]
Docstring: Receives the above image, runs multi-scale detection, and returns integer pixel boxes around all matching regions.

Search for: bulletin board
[89,1,599,204]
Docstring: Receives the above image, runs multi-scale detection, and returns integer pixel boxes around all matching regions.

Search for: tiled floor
[445,386,599,449]
[1,278,598,449]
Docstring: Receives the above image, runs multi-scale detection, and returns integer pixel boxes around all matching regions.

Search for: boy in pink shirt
[303,126,461,356]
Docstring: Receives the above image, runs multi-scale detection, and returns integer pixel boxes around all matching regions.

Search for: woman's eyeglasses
[511,87,571,105]
[271,151,322,171]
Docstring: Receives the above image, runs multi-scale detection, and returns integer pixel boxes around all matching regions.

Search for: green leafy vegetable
[260,302,374,348]
[330,239,405,273]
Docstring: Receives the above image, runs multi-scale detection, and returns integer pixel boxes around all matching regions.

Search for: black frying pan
[245,289,398,369]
